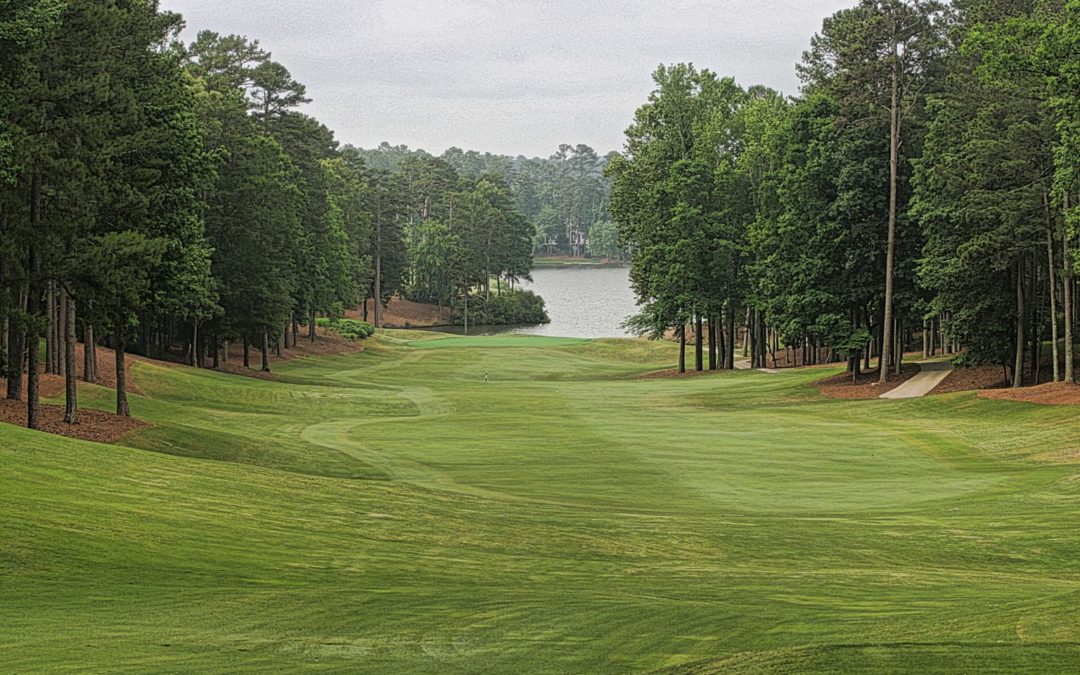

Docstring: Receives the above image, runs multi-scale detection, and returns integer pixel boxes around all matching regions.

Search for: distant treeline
[611,0,1078,381]
[355,142,624,260]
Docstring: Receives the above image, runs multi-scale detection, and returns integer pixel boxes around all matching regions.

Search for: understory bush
[451,289,550,326]
[316,317,375,340]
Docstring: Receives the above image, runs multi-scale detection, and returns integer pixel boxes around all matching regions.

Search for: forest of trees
[356,142,622,260]
[0,0,542,430]
[611,0,1078,382]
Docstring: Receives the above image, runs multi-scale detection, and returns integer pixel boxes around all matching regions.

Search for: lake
[437,265,639,339]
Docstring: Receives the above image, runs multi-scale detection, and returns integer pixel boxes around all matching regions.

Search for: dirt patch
[0,398,149,444]
[815,363,921,400]
[348,298,451,328]
[979,382,1080,406]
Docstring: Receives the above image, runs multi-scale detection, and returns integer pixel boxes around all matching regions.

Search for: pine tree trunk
[1067,271,1075,383]
[261,332,271,372]
[44,281,55,375]
[1032,252,1042,383]
[758,314,767,369]
[725,304,735,369]
[212,335,220,369]
[694,314,704,372]
[309,309,316,342]
[879,44,901,385]
[7,289,24,400]
[0,291,6,376]
[115,331,130,417]
[678,324,686,374]
[83,319,97,384]
[373,230,383,329]
[27,316,40,429]
[1048,219,1060,382]
[1013,259,1026,388]
[57,286,66,378]
[26,176,42,430]
[190,320,199,366]
[741,308,751,357]
[242,337,250,369]
[894,315,902,376]
[63,289,77,424]
[718,320,728,370]
[708,316,717,371]
[1063,192,1074,384]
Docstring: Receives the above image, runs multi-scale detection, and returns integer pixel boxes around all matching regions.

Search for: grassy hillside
[3,333,1080,672]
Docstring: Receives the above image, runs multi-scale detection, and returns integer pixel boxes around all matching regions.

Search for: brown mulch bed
[930,364,1010,394]
[0,398,149,444]
[930,353,1080,396]
[348,298,451,328]
[815,363,921,400]
[1,344,144,400]
[212,330,364,380]
[278,331,365,360]
[978,382,1080,406]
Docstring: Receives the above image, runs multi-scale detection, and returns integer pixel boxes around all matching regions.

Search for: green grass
[3,333,1080,672]
[532,256,628,268]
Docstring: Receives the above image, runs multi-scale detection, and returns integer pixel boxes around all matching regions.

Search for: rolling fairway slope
[4,333,1080,672]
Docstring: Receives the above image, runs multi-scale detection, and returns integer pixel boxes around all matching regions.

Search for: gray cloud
[163,0,855,157]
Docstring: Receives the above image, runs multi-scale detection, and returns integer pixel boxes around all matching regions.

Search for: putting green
[3,332,1080,672]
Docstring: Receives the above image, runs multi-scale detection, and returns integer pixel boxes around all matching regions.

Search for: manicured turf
[532,256,627,268]
[404,334,589,349]
[3,333,1080,672]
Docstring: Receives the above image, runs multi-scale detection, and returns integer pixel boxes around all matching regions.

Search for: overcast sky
[162,0,856,158]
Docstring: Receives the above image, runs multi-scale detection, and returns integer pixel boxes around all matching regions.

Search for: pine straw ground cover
[3,332,1080,672]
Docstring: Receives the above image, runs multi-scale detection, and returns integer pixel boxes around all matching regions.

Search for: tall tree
[801,0,948,382]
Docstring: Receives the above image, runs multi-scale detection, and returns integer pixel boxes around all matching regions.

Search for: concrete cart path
[879,360,954,399]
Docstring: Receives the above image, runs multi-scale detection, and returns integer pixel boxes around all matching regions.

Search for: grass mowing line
[4,333,1080,672]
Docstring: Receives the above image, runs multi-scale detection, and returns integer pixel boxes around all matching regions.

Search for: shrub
[316,317,375,340]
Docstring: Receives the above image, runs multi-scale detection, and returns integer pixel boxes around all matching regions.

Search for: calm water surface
[439,266,639,339]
